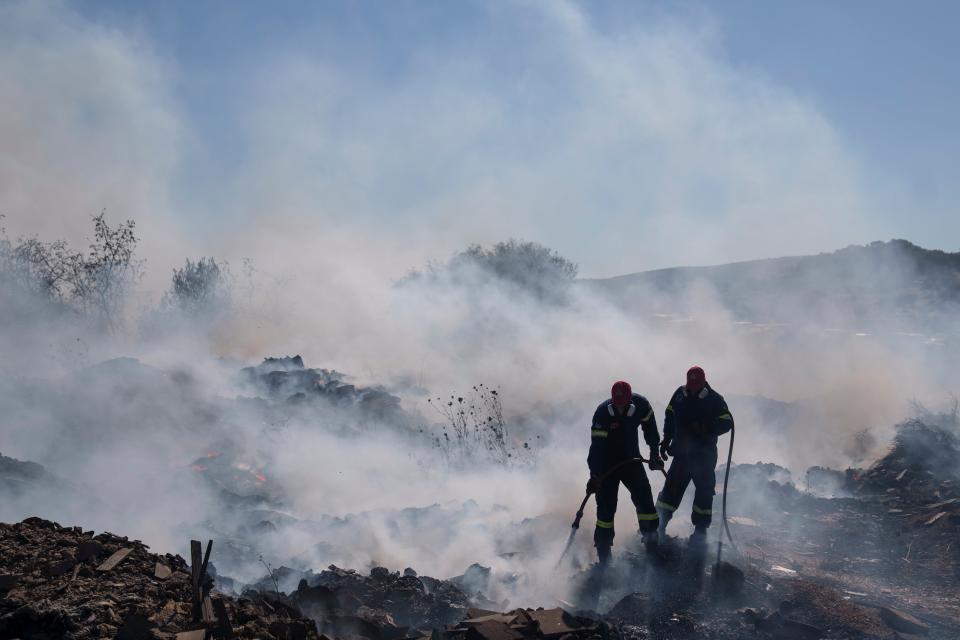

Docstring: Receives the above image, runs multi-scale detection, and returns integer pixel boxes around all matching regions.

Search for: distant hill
[581,240,960,335]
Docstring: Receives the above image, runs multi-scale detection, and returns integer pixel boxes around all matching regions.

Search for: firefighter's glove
[586,476,601,494]
[648,452,664,471]
[659,440,671,461]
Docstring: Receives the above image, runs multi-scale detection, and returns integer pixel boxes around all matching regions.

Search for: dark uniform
[588,393,661,558]
[656,383,733,530]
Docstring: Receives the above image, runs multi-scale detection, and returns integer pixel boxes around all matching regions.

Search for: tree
[73,213,142,331]
[407,239,578,303]
[0,213,142,331]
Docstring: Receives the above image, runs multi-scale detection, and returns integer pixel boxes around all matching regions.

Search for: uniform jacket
[588,393,660,475]
[662,383,733,455]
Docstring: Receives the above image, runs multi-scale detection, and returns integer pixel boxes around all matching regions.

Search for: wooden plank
[201,596,216,624]
[211,597,235,639]
[200,540,213,583]
[190,540,203,623]
[97,548,132,572]
[190,541,202,591]
[527,609,579,638]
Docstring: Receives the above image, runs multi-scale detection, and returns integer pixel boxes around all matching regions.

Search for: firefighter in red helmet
[587,381,664,565]
[656,366,734,548]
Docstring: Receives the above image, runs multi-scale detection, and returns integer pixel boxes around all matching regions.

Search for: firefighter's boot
[657,506,673,535]
[688,526,707,549]
[596,543,612,567]
[642,529,659,552]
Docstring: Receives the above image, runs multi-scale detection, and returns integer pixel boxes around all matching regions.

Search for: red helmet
[686,366,706,394]
[611,381,632,407]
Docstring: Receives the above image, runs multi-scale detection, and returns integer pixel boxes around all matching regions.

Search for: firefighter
[656,366,734,547]
[587,381,664,565]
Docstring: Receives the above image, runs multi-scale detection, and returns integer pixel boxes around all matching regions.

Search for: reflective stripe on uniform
[656,500,677,512]
[640,407,653,421]
[636,512,659,521]
[591,429,607,438]
[665,404,673,412]
[595,519,614,529]
[692,504,713,515]
[718,413,732,420]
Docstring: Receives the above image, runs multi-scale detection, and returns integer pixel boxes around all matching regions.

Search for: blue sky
[2,0,957,276]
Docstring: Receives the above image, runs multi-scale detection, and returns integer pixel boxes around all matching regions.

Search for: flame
[191,464,208,472]
[204,451,222,458]
[254,472,267,484]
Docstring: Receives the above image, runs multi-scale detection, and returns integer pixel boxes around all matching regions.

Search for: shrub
[426,384,534,467]
[163,257,231,317]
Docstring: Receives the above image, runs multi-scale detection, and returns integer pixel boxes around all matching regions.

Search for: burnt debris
[0,518,619,640]
[241,355,404,424]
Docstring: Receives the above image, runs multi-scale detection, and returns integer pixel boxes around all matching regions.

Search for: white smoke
[0,0,952,610]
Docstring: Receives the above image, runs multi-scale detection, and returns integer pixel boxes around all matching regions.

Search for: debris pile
[707,419,960,638]
[847,419,960,538]
[0,518,320,639]
[0,452,68,496]
[843,419,960,581]
[4,392,960,639]
[277,564,473,635]
[241,355,405,424]
[0,516,623,640]
[848,419,960,500]
[445,607,617,640]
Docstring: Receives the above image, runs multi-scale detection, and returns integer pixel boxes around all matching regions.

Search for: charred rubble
[0,518,618,640]
[528,417,960,640]
[240,356,406,427]
[0,517,320,639]
[683,417,960,639]
[0,453,70,498]
[3,351,960,639]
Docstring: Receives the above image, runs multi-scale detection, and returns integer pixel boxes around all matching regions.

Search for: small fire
[254,472,267,484]
[204,451,222,459]
[191,464,208,472]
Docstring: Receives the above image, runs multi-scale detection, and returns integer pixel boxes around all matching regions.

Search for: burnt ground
[566,418,960,640]
[2,420,959,640]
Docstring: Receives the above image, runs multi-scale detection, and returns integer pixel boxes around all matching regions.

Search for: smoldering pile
[0,452,71,498]
[0,518,620,640]
[239,355,409,430]
[4,351,960,639]
[844,417,960,579]
[679,417,960,639]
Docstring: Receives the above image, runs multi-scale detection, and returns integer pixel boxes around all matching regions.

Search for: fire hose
[555,455,666,569]
[716,421,737,566]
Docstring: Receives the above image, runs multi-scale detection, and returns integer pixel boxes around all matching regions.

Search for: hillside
[581,240,960,335]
